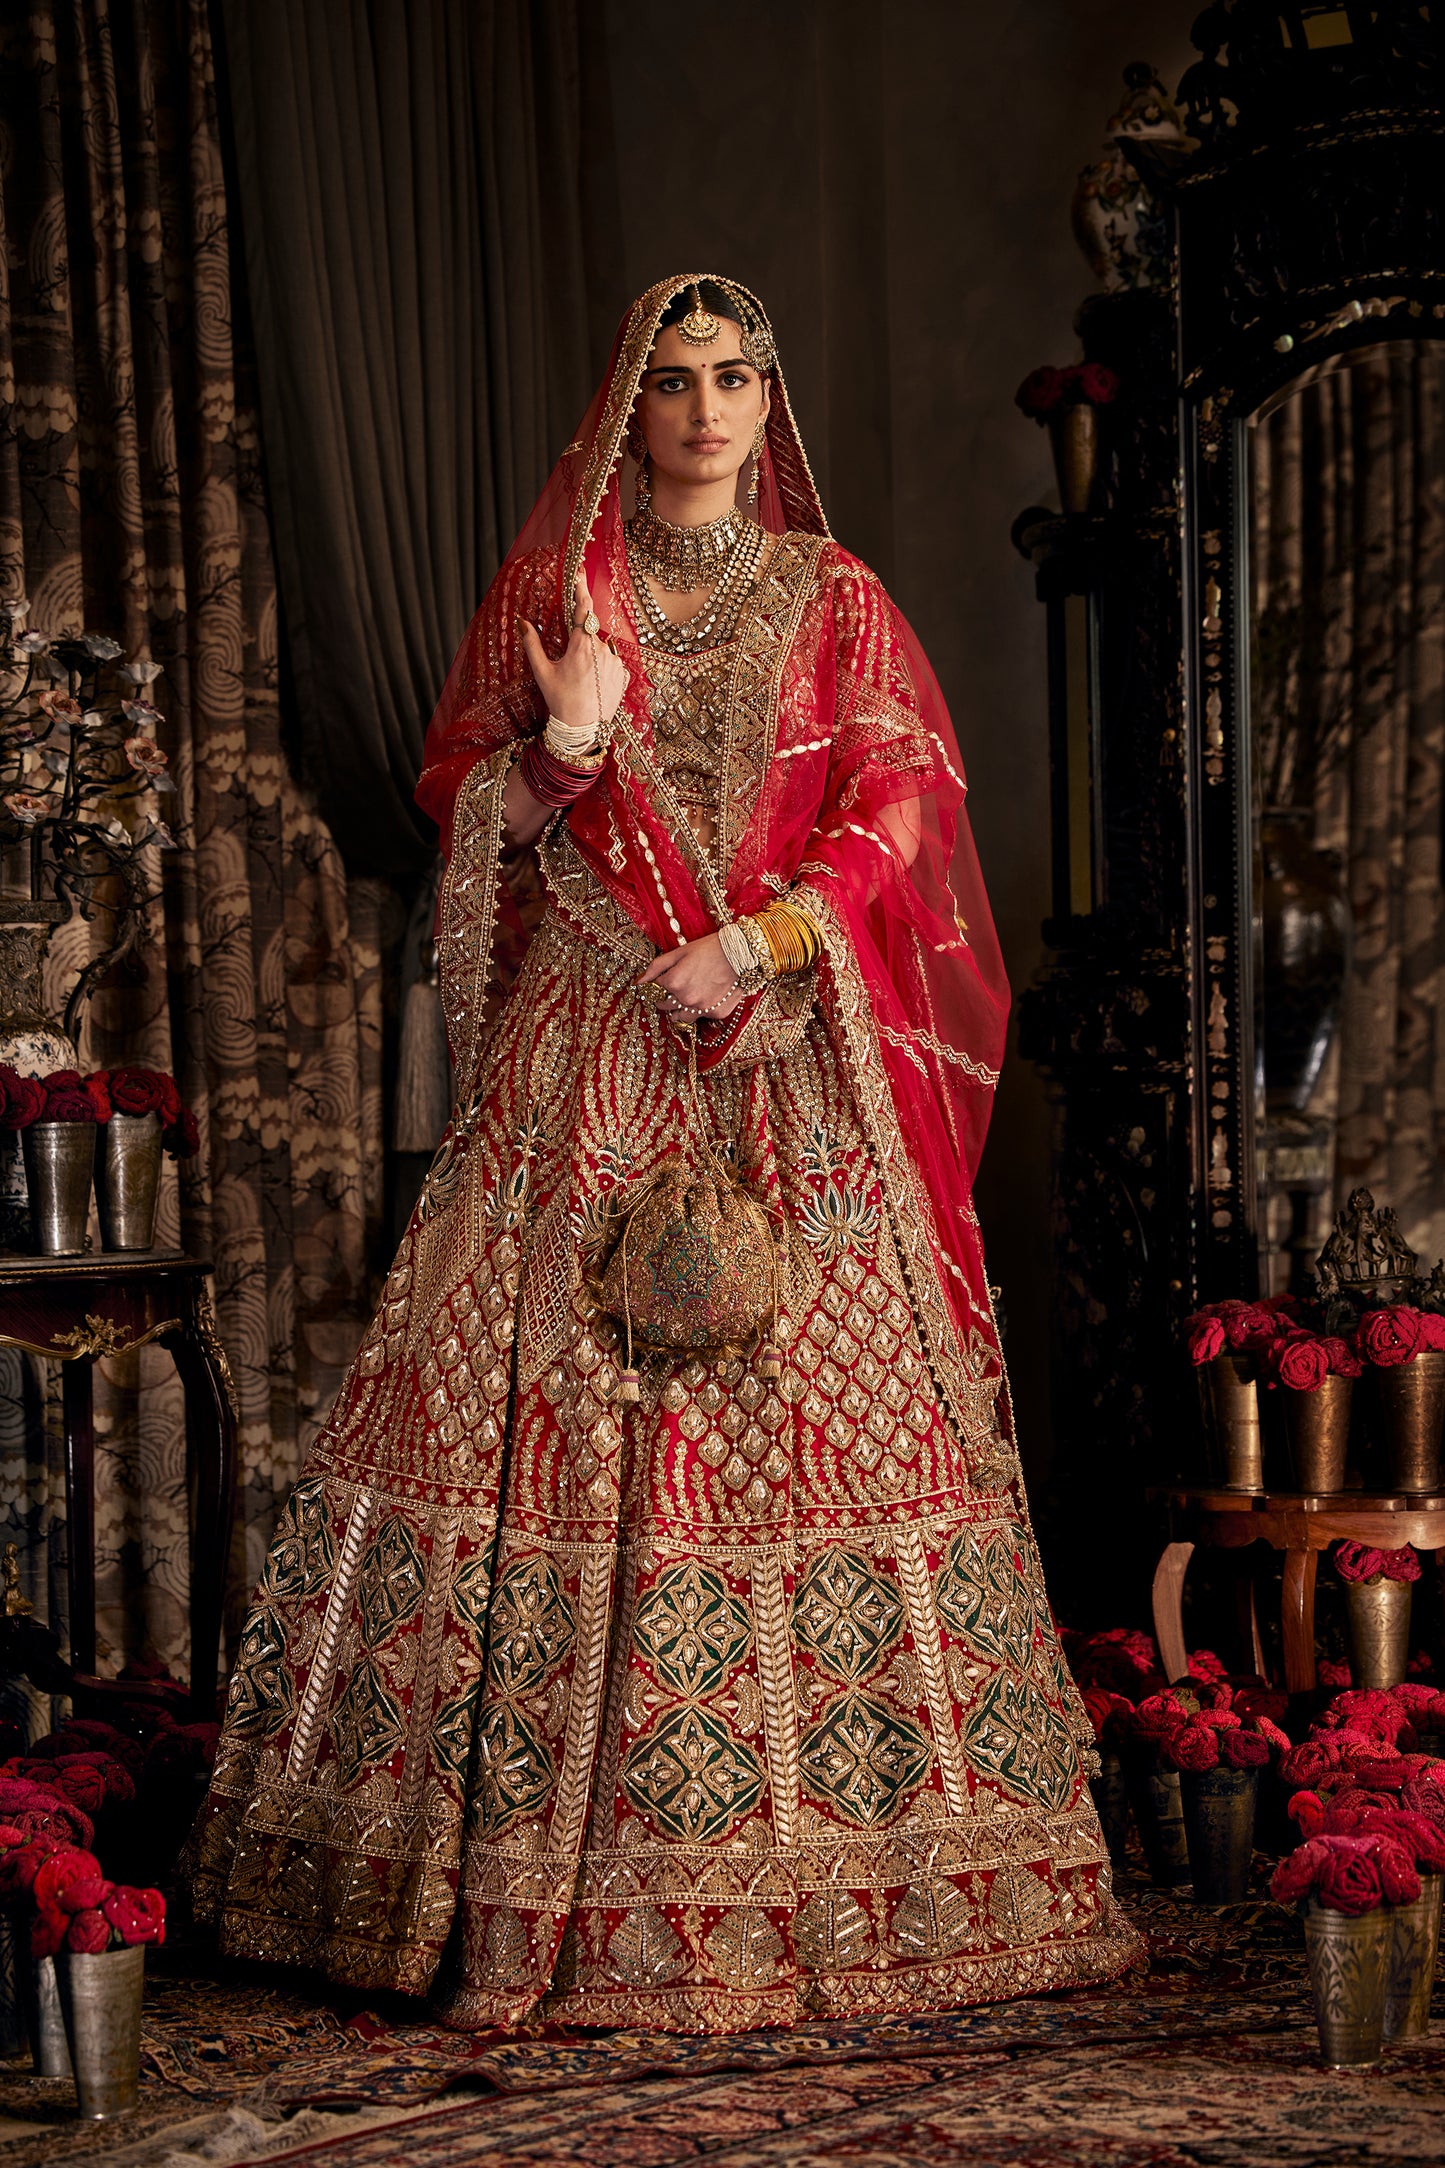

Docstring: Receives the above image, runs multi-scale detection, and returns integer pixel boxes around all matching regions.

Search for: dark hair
[656,280,744,335]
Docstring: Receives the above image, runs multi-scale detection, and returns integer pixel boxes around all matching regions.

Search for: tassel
[757,1341,782,1382]
[613,1366,641,1405]
[393,940,452,1153]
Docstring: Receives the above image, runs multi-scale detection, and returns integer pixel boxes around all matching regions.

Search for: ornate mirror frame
[1016,3,1444,1573]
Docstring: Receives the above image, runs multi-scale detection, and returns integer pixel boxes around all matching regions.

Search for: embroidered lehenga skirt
[189,824,1138,2030]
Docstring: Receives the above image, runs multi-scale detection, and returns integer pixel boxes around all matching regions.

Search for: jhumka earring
[635,452,652,511]
[748,417,766,505]
[626,420,651,509]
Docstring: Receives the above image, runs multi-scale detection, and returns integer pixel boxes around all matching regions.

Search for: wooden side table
[0,1251,238,1715]
[1148,1484,1445,1694]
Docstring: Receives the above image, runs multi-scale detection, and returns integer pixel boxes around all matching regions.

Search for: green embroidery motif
[633,1562,753,1697]
[963,1670,1079,1812]
[644,1220,723,1311]
[485,1556,577,1695]
[934,1528,1037,1673]
[799,1691,932,1827]
[473,1702,556,1833]
[257,1478,334,1602]
[226,1609,294,1735]
[329,1658,406,1780]
[357,1514,426,1646]
[791,1548,904,1683]
[622,1706,765,1840]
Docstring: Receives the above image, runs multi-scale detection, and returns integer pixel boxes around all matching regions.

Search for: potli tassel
[611,1217,641,1404]
[757,1235,784,1379]
[393,873,452,1153]
[614,1366,641,1405]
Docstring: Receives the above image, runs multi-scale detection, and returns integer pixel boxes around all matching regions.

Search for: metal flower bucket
[20,1120,95,1253]
[1385,1870,1443,2043]
[1303,1901,1392,2069]
[94,1109,163,1250]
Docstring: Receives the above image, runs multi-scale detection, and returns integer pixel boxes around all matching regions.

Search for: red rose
[1081,1686,1132,1742]
[1318,1335,1364,1378]
[1073,361,1120,406]
[105,1066,166,1117]
[1187,1315,1227,1365]
[44,1761,107,1817]
[39,1083,95,1123]
[1015,365,1066,419]
[1335,1542,1385,1585]
[1234,1685,1289,1726]
[1271,1838,1330,1903]
[80,1073,112,1123]
[1223,1304,1276,1351]
[1357,1306,1425,1367]
[1132,1690,1195,1741]
[101,1885,165,1947]
[1315,1838,1385,1915]
[1164,1722,1220,1773]
[1288,1791,1325,1835]
[155,1073,182,1125]
[0,1835,60,1897]
[1186,1649,1229,1686]
[1368,1834,1421,1906]
[1379,1546,1421,1584]
[1318,1658,1352,1687]
[163,1106,199,1158]
[0,1065,48,1128]
[1419,1312,1445,1351]
[32,1846,107,1915]
[1272,1334,1329,1392]
[1253,1714,1293,1753]
[65,1907,112,1955]
[1221,1728,1271,1770]
[0,1821,23,1848]
[1280,1742,1334,1788]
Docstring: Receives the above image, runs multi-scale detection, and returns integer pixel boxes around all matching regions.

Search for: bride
[188,274,1138,2030]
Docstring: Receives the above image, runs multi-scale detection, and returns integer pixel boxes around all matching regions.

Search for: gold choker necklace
[625,504,749,595]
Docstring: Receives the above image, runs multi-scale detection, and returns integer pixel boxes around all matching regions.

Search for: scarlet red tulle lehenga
[188,274,1139,2030]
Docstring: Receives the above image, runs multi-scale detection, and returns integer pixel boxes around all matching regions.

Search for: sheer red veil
[417,273,1009,1361]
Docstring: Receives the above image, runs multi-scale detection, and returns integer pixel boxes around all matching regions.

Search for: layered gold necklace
[625,505,767,655]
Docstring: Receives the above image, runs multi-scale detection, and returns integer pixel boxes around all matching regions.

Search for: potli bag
[591,1029,783,1402]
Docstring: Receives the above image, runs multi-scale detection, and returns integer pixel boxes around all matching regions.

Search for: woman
[189,274,1138,2030]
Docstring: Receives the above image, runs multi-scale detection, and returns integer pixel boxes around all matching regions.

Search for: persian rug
[0,1870,1440,2165]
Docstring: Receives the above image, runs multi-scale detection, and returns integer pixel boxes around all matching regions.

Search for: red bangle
[519,738,603,809]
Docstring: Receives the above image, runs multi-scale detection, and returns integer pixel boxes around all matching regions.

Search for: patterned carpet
[0,1870,1440,2166]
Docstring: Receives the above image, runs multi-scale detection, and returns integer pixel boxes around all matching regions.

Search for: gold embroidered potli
[187,276,1139,2031]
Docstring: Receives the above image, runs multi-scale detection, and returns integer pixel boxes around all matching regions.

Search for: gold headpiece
[677,284,721,346]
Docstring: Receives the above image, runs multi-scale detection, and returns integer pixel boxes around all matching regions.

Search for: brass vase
[94,1110,162,1250]
[1048,401,1102,517]
[1344,1576,1412,1690]
[0,898,74,1251]
[1199,1352,1264,1490]
[1375,1350,1445,1492]
[20,1120,95,1254]
[1121,1746,1190,1885]
[1302,1901,1392,2068]
[56,1945,145,2118]
[1384,1870,1442,2042]
[1180,1762,1260,1904]
[1283,1374,1353,1492]
[1089,1747,1132,1865]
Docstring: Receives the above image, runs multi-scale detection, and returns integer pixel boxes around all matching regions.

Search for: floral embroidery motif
[707,1906,785,1988]
[798,1691,932,1827]
[605,1905,689,1986]
[790,1549,904,1683]
[474,1702,556,1832]
[257,1478,335,1602]
[482,1106,548,1235]
[329,1658,406,1780]
[622,1707,765,1841]
[225,1611,294,1735]
[963,1672,1079,1812]
[794,1887,875,1971]
[486,1556,577,1695]
[357,1516,426,1647]
[632,1563,753,1698]
[797,1121,880,1263]
[935,1529,1037,1673]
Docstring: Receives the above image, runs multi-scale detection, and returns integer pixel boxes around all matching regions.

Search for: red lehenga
[188,274,1139,2030]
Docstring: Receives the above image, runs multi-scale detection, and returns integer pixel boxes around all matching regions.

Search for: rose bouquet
[1353,1306,1445,1367]
[0,1063,198,1159]
[1015,362,1121,420]
[1270,1830,1420,1913]
[1334,1541,1422,1587]
[0,1833,165,1958]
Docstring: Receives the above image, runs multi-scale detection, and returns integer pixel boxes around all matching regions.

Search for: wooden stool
[0,1251,238,1715]
[1148,1484,1445,1694]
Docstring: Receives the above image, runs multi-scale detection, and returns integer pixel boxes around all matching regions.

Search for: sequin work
[188,533,1138,2034]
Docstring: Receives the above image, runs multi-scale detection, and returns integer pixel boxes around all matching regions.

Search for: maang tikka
[677,283,721,346]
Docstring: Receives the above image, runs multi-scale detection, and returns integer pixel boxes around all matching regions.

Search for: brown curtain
[1253,347,1445,1257]
[216,0,609,875]
[0,0,382,1688]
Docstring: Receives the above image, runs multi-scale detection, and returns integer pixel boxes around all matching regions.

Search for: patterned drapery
[0,0,380,1688]
[1252,347,1445,1257]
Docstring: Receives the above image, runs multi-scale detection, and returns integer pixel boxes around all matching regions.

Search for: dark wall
[593,0,1196,1490]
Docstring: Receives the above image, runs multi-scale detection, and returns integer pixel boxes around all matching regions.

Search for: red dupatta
[415,272,1009,1359]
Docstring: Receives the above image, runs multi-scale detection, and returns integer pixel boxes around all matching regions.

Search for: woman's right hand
[519,570,629,735]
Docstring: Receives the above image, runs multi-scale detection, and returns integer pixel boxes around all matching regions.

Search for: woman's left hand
[637,933,745,1021]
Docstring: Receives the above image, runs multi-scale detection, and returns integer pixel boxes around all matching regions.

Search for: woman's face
[635,320,771,497]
